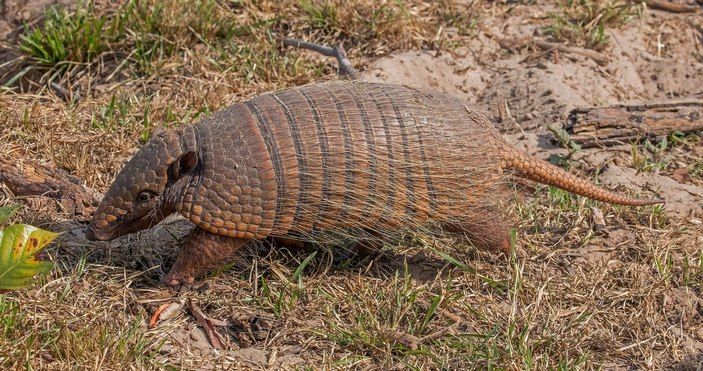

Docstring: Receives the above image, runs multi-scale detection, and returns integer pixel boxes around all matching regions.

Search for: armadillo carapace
[85,81,662,285]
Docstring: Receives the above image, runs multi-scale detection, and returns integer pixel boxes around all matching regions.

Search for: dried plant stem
[283,38,358,78]
[498,37,610,66]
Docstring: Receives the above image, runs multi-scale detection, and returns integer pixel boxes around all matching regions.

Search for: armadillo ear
[169,151,198,180]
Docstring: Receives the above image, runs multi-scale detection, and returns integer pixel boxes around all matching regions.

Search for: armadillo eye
[136,191,155,203]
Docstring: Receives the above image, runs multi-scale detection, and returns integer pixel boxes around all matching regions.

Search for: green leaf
[292,251,317,288]
[0,224,57,293]
[0,205,21,225]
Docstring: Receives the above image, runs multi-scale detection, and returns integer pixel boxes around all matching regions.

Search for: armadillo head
[85,130,198,241]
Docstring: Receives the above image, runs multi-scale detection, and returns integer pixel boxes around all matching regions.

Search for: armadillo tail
[501,146,664,206]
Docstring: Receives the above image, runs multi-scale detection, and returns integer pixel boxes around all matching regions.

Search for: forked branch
[283,38,358,78]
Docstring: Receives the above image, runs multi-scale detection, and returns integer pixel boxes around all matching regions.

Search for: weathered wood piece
[0,159,99,220]
[565,99,703,148]
[497,37,610,66]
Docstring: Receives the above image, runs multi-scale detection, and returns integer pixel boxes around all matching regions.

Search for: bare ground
[1,0,702,369]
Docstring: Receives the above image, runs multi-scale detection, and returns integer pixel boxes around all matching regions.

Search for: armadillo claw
[161,228,249,288]
[162,269,196,287]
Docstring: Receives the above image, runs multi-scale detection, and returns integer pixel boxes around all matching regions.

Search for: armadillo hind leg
[346,229,385,258]
[441,206,514,253]
[163,228,250,286]
[267,236,312,252]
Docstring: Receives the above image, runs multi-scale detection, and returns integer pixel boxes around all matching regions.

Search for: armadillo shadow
[52,219,190,283]
[671,351,703,370]
[52,219,471,285]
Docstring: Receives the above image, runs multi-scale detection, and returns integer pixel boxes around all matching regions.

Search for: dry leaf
[187,299,225,350]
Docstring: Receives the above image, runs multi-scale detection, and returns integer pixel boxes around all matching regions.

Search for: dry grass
[544,0,643,50]
[1,0,702,369]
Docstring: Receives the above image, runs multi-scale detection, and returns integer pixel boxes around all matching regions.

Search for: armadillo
[85,81,662,285]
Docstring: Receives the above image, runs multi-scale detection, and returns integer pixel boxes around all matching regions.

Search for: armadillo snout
[85,217,114,241]
[84,225,100,241]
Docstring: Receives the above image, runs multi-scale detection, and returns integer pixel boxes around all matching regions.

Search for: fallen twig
[282,38,358,78]
[49,82,81,103]
[498,37,610,66]
[532,39,610,66]
[645,0,699,13]
[497,94,526,135]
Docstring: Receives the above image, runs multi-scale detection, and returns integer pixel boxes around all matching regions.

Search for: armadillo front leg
[163,228,249,286]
